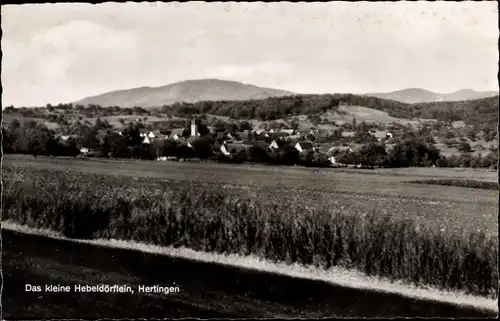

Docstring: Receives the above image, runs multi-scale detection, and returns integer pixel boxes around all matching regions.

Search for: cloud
[2,20,140,105]
[204,61,293,80]
[2,2,498,106]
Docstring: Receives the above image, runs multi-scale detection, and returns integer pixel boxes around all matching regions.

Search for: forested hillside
[155,94,498,130]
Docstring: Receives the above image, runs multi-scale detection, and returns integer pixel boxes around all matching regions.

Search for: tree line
[3,118,497,170]
[4,92,498,133]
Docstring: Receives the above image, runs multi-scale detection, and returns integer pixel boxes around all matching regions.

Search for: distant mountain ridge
[364,88,499,104]
[74,79,294,108]
[74,79,499,108]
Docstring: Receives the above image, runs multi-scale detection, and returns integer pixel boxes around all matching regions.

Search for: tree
[8,119,21,131]
[248,145,269,163]
[457,141,473,153]
[95,118,112,131]
[358,143,387,169]
[80,128,100,150]
[191,137,214,159]
[353,129,377,144]
[385,138,440,167]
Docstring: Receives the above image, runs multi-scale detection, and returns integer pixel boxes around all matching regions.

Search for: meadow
[2,154,498,299]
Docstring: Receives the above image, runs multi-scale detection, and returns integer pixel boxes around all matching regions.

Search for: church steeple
[190,118,198,137]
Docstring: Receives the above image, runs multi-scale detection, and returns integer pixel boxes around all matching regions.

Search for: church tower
[190,118,198,137]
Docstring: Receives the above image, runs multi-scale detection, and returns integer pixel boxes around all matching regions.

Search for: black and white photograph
[1,1,498,319]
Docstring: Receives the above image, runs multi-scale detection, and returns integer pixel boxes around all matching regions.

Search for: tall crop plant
[2,165,498,299]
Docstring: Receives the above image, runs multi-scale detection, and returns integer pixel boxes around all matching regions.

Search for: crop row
[408,179,499,190]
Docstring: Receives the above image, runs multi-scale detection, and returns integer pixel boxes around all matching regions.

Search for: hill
[74,79,294,108]
[365,88,499,104]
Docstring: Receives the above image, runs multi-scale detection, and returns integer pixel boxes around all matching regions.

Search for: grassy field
[2,155,498,298]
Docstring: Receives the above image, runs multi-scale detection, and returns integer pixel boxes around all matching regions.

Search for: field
[2,154,498,299]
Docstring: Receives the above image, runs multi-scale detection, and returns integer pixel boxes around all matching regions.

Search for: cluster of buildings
[69,118,394,166]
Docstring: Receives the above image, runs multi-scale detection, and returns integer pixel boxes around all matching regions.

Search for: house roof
[170,128,185,136]
[296,141,315,150]
[286,134,301,141]
[270,140,287,148]
[328,146,352,154]
[280,129,295,135]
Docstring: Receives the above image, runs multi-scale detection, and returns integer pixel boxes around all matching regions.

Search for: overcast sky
[2,2,498,107]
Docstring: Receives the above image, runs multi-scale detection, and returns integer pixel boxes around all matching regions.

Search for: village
[72,118,396,167]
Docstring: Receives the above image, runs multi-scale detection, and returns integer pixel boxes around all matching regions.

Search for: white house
[142,136,151,144]
[147,131,156,139]
[220,144,231,156]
